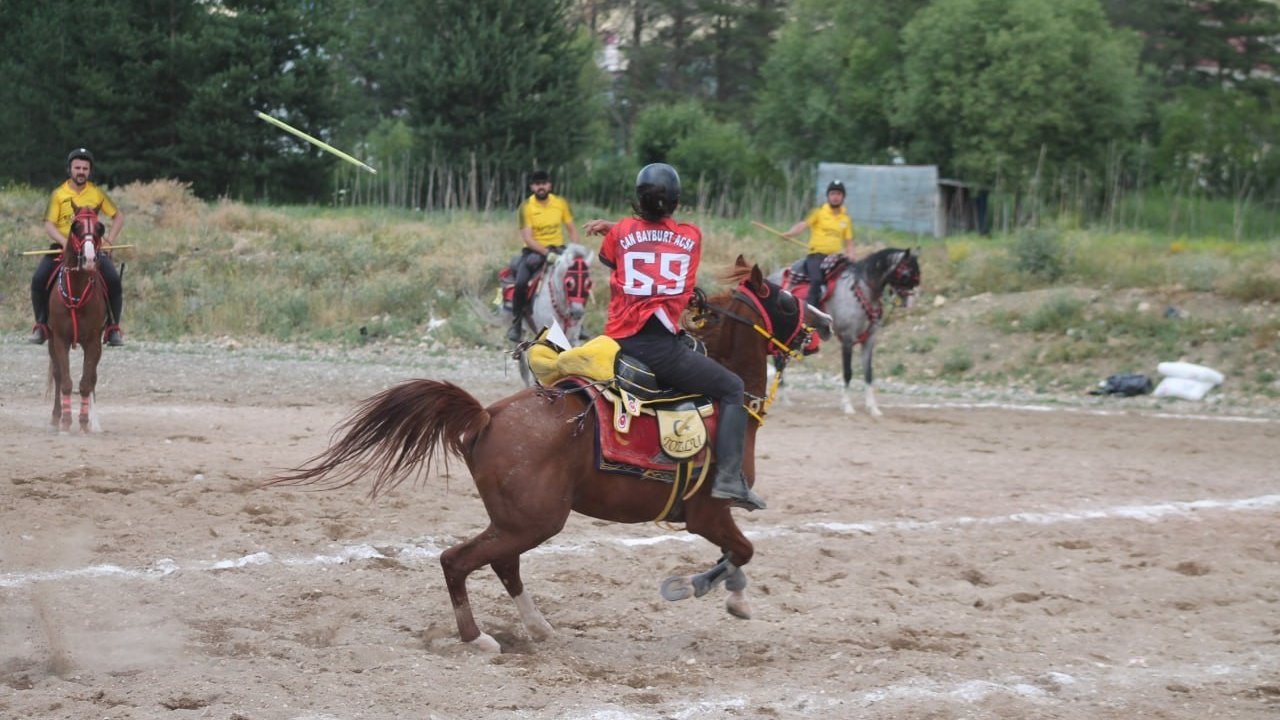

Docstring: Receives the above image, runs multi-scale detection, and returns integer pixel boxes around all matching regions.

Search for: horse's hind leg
[840,340,857,415]
[490,555,553,640]
[440,521,562,652]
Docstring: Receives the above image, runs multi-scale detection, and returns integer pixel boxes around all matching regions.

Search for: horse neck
[852,251,894,295]
[700,302,768,397]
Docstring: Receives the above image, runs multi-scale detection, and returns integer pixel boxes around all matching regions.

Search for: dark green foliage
[1012,229,1066,281]
[895,0,1141,187]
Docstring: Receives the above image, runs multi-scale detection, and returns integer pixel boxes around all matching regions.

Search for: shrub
[1012,228,1065,281]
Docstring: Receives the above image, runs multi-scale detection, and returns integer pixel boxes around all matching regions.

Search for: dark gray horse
[774,248,920,416]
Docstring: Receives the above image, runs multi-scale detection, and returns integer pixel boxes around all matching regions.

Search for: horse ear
[734,255,748,271]
[749,264,767,296]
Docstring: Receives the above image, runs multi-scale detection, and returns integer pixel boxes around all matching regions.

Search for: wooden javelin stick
[22,244,135,256]
[750,220,809,250]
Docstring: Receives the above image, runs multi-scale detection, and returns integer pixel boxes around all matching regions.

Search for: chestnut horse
[272,258,829,652]
[47,206,109,432]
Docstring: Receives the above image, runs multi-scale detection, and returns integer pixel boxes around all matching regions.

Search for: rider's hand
[583,219,613,236]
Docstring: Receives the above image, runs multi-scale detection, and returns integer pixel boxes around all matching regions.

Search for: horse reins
[691,283,820,424]
[57,211,105,347]
[851,253,918,345]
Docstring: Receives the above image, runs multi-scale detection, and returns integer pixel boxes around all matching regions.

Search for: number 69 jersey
[598,215,703,338]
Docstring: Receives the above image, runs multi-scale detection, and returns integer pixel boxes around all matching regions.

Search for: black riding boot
[709,403,767,511]
[28,261,52,344]
[102,257,125,346]
[507,294,526,342]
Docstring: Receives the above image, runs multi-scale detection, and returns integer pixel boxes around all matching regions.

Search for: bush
[1012,228,1065,281]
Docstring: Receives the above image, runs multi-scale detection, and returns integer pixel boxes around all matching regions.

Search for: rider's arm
[566,220,581,244]
[43,220,67,248]
[782,220,807,239]
[105,207,125,246]
[583,219,614,236]
[844,237,855,260]
[520,225,548,256]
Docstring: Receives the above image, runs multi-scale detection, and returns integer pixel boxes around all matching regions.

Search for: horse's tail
[268,379,491,498]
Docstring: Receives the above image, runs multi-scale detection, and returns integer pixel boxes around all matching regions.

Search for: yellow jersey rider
[783,179,854,311]
[508,169,580,342]
[30,148,127,346]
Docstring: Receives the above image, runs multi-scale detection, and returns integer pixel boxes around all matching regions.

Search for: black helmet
[67,147,94,169]
[635,163,681,220]
[529,169,550,184]
[826,179,845,195]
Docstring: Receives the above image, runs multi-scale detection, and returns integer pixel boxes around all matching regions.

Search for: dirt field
[2,339,1278,720]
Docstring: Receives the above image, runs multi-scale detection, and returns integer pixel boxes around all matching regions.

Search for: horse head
[66,203,103,272]
[881,248,921,308]
[692,256,832,365]
[548,243,594,321]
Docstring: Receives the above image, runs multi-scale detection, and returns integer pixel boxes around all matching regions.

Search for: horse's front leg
[51,343,74,433]
[660,554,753,620]
[79,341,102,433]
[47,354,63,432]
[862,337,882,418]
[662,504,755,620]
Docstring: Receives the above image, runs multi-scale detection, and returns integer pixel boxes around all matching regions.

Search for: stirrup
[28,324,49,345]
[105,326,124,347]
[710,486,767,511]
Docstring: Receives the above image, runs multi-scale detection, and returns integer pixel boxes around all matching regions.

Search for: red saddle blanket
[497,267,543,306]
[558,378,717,481]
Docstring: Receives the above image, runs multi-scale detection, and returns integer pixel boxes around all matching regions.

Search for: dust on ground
[1,338,1278,719]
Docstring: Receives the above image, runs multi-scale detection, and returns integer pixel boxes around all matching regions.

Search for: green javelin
[255,111,378,174]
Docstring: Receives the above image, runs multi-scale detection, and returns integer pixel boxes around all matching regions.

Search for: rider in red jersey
[585,163,765,511]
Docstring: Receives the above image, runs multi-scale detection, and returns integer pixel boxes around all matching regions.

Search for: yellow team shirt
[519,193,574,249]
[45,181,119,238]
[803,203,853,255]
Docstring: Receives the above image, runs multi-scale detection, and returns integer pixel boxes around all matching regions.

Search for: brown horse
[271,257,830,652]
[47,205,109,432]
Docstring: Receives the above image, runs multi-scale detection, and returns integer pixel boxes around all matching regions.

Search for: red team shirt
[599,216,702,338]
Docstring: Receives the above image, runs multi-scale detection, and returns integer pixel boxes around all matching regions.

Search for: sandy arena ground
[1,339,1278,719]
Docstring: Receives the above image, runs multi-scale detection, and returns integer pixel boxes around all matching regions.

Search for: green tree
[338,0,603,173]
[176,0,340,201]
[631,101,769,194]
[1156,86,1280,198]
[753,0,930,163]
[894,0,1142,187]
[0,1,208,188]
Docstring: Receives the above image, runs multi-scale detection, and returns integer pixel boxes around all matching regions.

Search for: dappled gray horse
[775,248,920,416]
[514,243,594,385]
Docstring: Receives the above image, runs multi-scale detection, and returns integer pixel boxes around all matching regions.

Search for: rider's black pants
[31,247,123,325]
[615,316,744,406]
[803,252,825,310]
[511,248,546,317]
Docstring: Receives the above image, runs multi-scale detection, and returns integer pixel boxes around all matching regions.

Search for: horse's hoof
[660,575,695,602]
[726,593,752,619]
[466,632,502,653]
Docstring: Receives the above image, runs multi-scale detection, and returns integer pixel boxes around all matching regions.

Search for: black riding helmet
[826,179,845,195]
[67,147,94,170]
[635,163,681,221]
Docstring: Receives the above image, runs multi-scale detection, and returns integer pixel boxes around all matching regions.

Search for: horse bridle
[882,253,919,303]
[688,282,822,423]
[547,252,593,327]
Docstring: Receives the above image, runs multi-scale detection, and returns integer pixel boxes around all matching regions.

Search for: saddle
[779,253,847,309]
[496,265,543,312]
[526,330,718,480]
